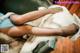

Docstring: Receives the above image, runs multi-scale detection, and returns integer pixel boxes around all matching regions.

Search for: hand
[38,7,47,10]
[48,7,63,14]
[0,12,15,20]
[6,12,15,16]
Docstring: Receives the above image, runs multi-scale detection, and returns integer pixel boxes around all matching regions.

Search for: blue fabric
[0,13,14,28]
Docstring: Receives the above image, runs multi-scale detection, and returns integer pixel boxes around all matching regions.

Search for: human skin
[10,8,60,25]
[0,24,79,37]
[0,9,79,37]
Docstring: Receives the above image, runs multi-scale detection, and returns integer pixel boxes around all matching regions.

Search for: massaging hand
[49,7,63,14]
[6,12,15,16]
[0,12,15,21]
[38,7,63,14]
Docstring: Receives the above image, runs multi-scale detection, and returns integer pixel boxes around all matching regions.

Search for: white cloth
[20,5,76,53]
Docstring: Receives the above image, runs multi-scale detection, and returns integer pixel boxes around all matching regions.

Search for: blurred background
[0,0,80,17]
[0,0,50,14]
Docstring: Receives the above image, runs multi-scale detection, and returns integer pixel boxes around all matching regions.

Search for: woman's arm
[0,25,32,37]
[30,24,79,36]
[0,24,78,37]
[10,9,60,25]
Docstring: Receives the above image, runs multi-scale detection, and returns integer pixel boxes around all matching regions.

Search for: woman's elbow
[10,15,24,25]
[13,18,24,25]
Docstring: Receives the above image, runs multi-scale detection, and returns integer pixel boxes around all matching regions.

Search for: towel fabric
[0,13,14,28]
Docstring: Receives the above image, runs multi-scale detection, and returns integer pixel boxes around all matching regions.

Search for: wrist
[47,9,55,14]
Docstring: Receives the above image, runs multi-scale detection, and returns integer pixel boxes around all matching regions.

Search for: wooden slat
[69,4,80,14]
[50,37,74,53]
[74,37,80,53]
